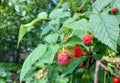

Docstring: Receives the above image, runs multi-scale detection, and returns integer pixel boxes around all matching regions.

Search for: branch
[94,60,120,83]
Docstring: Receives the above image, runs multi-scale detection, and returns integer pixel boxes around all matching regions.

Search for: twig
[94,61,100,83]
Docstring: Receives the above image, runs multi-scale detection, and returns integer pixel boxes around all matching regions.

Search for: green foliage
[36,44,60,66]
[20,44,47,82]
[63,19,90,32]
[0,0,55,62]
[90,12,119,51]
[49,8,70,18]
[16,0,120,83]
[63,56,87,76]
[0,63,21,83]
[18,14,49,46]
[63,36,82,46]
[93,0,111,13]
[90,0,120,51]
[44,33,59,44]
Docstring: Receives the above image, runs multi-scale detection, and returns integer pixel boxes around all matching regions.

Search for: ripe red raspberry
[83,35,93,45]
[74,46,82,58]
[113,77,120,83]
[57,53,69,65]
[111,8,118,14]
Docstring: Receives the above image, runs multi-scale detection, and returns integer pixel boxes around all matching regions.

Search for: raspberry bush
[18,0,120,83]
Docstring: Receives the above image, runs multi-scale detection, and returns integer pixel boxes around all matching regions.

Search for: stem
[70,75,73,83]
[104,71,106,83]
[62,46,65,53]
[94,60,120,83]
[94,61,100,83]
[69,29,75,37]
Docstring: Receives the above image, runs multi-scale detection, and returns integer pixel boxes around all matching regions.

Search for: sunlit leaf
[93,0,111,13]
[90,12,119,51]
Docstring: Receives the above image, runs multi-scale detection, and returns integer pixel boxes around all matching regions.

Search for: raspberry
[111,8,118,14]
[113,77,120,83]
[83,35,93,45]
[57,53,69,65]
[74,46,82,58]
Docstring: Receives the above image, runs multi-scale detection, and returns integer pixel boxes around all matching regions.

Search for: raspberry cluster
[57,34,93,66]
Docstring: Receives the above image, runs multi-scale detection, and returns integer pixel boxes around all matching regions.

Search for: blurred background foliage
[0,0,57,82]
[0,0,57,62]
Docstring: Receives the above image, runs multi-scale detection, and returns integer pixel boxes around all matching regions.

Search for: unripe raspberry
[79,63,84,68]
[83,35,93,45]
[111,8,118,14]
[57,53,69,65]
[64,36,70,42]
[73,46,82,58]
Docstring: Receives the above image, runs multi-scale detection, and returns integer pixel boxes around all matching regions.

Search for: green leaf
[63,19,91,32]
[20,44,47,82]
[73,30,87,39]
[0,67,7,77]
[93,0,111,13]
[62,56,87,76]
[49,19,60,31]
[37,12,47,18]
[72,13,85,20]
[48,44,60,63]
[117,36,120,46]
[90,12,119,51]
[115,15,120,24]
[14,5,20,12]
[63,18,75,25]
[36,44,60,66]
[44,33,59,44]
[93,54,102,60]
[63,36,82,46]
[17,17,50,47]
[49,9,63,18]
[18,25,28,47]
[62,35,89,51]
[41,26,51,36]
[49,8,70,19]
[112,0,120,8]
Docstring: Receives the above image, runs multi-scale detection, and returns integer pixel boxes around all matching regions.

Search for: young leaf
[18,25,28,47]
[20,44,47,83]
[90,12,119,51]
[18,16,50,47]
